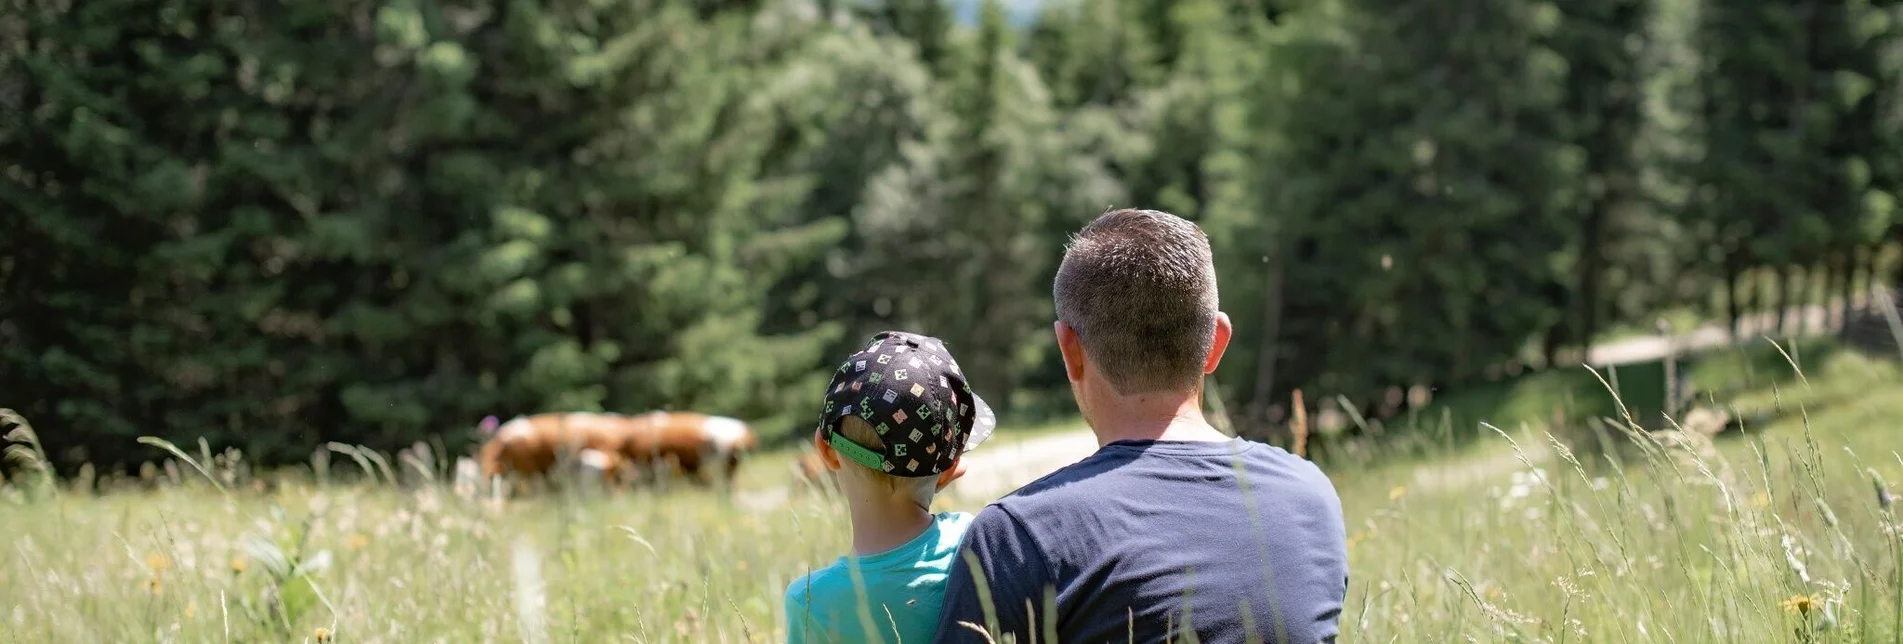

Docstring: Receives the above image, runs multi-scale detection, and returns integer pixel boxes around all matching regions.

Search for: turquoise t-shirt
[784,511,974,644]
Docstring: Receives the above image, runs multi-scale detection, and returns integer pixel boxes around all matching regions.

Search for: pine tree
[0,0,852,468]
[847,0,1084,412]
[1552,0,1652,355]
[752,22,950,361]
[1248,0,1572,413]
[1690,0,1814,337]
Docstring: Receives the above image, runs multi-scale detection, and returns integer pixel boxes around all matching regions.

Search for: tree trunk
[1765,264,1781,337]
[1887,241,1903,301]
[1795,264,1808,335]
[1725,254,1744,341]
[1577,198,1607,358]
[1249,248,1288,442]
[1853,244,1875,314]
[1540,326,1562,370]
[1813,260,1828,334]
[1827,253,1847,334]
[1790,264,1810,335]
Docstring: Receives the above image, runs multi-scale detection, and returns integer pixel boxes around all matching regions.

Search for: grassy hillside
[1334,340,1902,642]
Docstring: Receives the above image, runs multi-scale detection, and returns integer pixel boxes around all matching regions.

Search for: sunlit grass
[1,345,1898,642]
[1334,341,1902,643]
[0,418,1089,643]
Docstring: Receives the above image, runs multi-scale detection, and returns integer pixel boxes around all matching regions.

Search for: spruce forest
[5,0,1902,471]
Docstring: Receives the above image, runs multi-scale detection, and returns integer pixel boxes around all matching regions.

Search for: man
[933,209,1349,643]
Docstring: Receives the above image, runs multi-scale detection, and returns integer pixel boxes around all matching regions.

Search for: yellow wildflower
[1389,486,1407,502]
[1750,492,1771,509]
[1782,594,1819,615]
[347,534,369,552]
[315,626,333,643]
[231,557,249,575]
[145,552,170,572]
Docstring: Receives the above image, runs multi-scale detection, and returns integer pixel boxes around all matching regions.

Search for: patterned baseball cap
[817,331,998,477]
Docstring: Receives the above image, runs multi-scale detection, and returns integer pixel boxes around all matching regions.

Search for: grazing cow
[616,411,759,487]
[473,411,760,493]
[475,413,638,493]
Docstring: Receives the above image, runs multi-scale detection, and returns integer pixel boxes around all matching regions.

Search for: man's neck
[1085,389,1231,447]
[845,489,934,557]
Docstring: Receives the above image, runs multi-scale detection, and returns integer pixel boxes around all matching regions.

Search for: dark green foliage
[1232,0,1574,415]
[1,0,845,470]
[3,0,1903,470]
[1682,0,1899,337]
[1552,0,1652,352]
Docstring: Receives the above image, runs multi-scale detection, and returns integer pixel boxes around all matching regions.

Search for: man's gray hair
[1053,208,1219,395]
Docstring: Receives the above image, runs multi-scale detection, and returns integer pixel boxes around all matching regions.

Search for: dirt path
[1585,302,1835,366]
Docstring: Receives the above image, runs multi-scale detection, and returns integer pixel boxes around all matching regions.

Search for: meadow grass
[1,340,1899,643]
[1335,340,1902,643]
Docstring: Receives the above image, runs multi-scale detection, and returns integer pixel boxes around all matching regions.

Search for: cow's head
[479,415,500,435]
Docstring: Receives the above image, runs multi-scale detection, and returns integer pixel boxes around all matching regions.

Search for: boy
[784,330,998,644]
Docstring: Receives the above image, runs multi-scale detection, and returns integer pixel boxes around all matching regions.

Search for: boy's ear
[813,427,843,471]
[935,458,967,491]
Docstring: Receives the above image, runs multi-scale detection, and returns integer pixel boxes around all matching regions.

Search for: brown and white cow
[472,410,760,493]
[616,411,760,487]
[475,412,638,494]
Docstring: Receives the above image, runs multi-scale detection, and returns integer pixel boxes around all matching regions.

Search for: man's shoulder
[989,447,1133,509]
[1238,438,1333,474]
[989,439,1339,527]
[1222,438,1343,505]
[999,437,1326,490]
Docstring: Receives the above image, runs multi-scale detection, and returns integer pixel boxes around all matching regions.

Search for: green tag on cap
[828,433,886,471]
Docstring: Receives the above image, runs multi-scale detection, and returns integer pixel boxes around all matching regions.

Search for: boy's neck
[846,490,935,557]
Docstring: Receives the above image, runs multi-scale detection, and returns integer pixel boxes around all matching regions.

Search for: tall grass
[1,341,1899,642]
[1332,341,1902,643]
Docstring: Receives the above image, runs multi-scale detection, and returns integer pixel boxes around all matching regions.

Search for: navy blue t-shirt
[933,438,1349,643]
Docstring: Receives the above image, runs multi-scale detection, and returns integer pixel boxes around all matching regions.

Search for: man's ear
[813,427,843,471]
[1055,320,1087,382]
[1203,311,1233,375]
[935,458,968,491]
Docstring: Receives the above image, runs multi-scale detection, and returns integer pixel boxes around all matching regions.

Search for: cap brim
[963,393,998,453]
